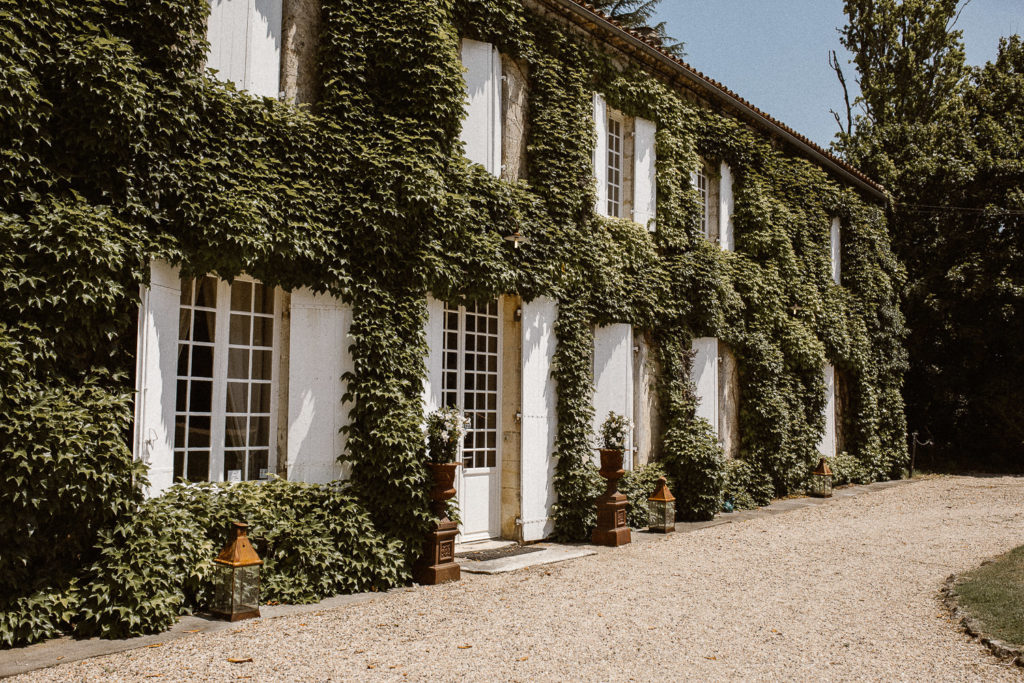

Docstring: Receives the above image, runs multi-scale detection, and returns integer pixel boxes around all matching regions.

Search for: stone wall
[281,0,321,104]
[500,296,523,539]
[500,56,529,183]
[633,330,661,468]
[718,341,741,459]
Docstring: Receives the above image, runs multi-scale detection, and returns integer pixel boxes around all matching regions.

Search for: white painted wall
[592,93,608,217]
[287,289,353,483]
[830,217,841,285]
[520,296,558,542]
[691,336,719,438]
[460,39,502,176]
[592,324,634,468]
[817,363,836,458]
[206,0,282,98]
[422,296,445,414]
[634,117,657,231]
[134,260,182,497]
[720,162,735,251]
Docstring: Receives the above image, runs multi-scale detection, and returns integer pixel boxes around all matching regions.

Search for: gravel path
[16,475,1024,682]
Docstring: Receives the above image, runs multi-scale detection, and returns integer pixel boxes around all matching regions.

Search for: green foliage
[426,407,469,464]
[618,463,666,528]
[0,0,907,646]
[721,458,774,510]
[598,412,631,450]
[73,480,403,640]
[836,2,1023,472]
[829,452,870,486]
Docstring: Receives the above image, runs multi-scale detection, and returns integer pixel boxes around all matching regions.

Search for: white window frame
[830,217,842,285]
[606,114,624,218]
[696,164,710,239]
[173,275,282,483]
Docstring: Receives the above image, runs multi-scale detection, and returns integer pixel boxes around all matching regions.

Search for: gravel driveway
[16,475,1024,682]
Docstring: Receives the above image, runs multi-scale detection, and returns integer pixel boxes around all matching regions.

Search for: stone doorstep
[0,476,921,679]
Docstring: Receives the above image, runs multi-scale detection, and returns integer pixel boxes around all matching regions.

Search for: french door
[443,300,502,542]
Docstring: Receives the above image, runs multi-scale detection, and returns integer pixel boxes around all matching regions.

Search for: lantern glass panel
[233,565,260,614]
[211,563,235,616]
[811,473,833,497]
[648,499,675,532]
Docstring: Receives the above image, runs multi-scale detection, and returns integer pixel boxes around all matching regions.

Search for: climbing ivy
[0,0,906,645]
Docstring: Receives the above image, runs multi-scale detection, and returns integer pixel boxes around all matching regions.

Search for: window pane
[230,314,250,345]
[174,417,185,449]
[193,309,216,343]
[226,381,248,414]
[250,383,271,413]
[196,277,218,308]
[224,451,245,482]
[252,317,274,347]
[189,380,212,412]
[254,284,274,314]
[252,350,273,380]
[188,415,211,448]
[230,281,252,312]
[191,345,214,378]
[173,451,185,480]
[177,343,189,376]
[178,310,191,340]
[186,451,209,482]
[179,279,193,306]
[466,315,475,332]
[225,416,248,448]
[228,348,249,379]
[249,417,270,447]
[249,450,269,480]
[176,380,187,412]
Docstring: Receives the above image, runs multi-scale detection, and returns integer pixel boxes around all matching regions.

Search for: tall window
[607,116,623,218]
[174,276,278,483]
[696,165,709,237]
[442,301,500,469]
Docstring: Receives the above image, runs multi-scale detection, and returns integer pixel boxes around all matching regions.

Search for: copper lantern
[810,458,833,498]
[647,477,676,533]
[211,521,263,621]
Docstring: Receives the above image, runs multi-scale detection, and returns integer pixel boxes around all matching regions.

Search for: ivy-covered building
[123,0,908,546]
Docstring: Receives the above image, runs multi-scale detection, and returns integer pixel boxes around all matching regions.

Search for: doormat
[457,545,545,562]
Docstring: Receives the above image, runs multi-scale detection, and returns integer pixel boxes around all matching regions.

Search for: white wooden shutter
[521,296,558,542]
[206,0,282,98]
[593,93,608,216]
[460,39,502,176]
[720,162,735,251]
[830,217,841,285]
[134,260,181,497]
[634,117,657,231]
[817,364,836,457]
[691,337,719,438]
[592,324,634,469]
[287,289,353,483]
[422,296,444,414]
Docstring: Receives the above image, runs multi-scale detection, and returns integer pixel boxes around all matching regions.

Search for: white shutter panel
[593,93,608,216]
[206,0,281,98]
[246,0,282,98]
[287,289,352,483]
[422,296,444,414]
[521,297,558,542]
[817,364,836,457]
[592,324,634,469]
[134,260,181,497]
[720,162,735,251]
[691,337,719,438]
[460,39,502,176]
[830,217,841,285]
[634,117,657,231]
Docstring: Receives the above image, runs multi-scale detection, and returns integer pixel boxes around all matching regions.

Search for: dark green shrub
[618,462,667,528]
[721,458,774,510]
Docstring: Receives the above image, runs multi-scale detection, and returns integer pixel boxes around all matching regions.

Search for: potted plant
[597,411,631,476]
[425,407,468,512]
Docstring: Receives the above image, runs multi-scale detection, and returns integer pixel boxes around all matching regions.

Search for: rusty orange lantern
[211,521,262,621]
[810,458,833,498]
[647,477,676,533]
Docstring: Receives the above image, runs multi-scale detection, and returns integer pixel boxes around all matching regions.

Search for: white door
[443,300,502,542]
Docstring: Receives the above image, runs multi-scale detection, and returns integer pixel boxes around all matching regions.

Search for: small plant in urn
[415,407,468,585]
[592,412,632,547]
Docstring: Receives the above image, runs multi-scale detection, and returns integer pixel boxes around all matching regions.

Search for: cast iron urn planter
[413,462,461,585]
[210,521,262,622]
[591,448,631,546]
[810,457,833,498]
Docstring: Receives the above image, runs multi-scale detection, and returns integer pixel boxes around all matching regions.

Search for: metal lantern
[211,521,262,621]
[810,458,833,498]
[647,477,676,533]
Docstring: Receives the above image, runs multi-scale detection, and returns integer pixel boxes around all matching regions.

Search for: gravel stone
[15,475,1024,682]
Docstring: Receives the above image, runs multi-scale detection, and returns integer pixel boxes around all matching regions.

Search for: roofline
[544,0,887,201]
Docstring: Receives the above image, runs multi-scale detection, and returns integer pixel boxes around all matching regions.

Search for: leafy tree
[590,0,685,56]
[833,1,1024,471]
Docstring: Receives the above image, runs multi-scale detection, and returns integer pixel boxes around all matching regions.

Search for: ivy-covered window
[607,115,623,218]
[695,164,709,237]
[173,276,279,483]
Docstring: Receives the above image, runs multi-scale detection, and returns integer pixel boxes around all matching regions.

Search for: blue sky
[652,0,1024,149]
